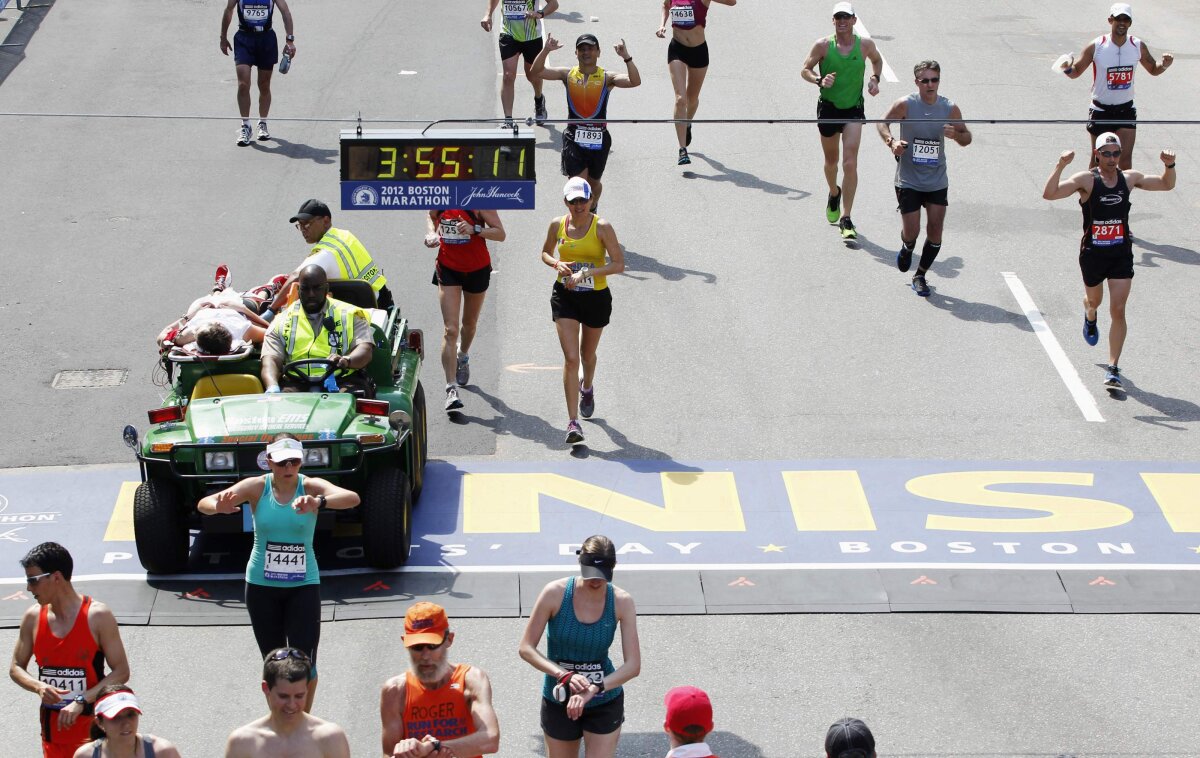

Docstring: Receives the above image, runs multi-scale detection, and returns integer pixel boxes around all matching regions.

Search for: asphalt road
[2,0,1200,755]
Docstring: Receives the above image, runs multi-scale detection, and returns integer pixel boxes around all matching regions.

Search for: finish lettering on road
[460,469,1200,535]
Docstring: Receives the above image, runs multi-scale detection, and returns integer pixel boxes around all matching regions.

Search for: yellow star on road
[758,544,785,553]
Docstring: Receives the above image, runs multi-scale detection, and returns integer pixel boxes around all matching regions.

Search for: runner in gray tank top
[878,60,972,297]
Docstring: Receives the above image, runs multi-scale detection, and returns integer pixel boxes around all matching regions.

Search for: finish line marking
[1003,272,1105,423]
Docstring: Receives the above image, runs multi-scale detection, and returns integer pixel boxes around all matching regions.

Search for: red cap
[403,602,449,647]
[664,686,713,736]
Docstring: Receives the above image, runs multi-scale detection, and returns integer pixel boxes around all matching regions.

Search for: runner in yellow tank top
[539,178,626,446]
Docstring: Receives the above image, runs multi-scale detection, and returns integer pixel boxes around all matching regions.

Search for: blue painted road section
[1,459,1198,580]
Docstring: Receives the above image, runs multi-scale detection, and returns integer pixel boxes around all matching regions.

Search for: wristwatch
[317,494,327,509]
[73,694,87,705]
[429,738,442,754]
[286,34,295,41]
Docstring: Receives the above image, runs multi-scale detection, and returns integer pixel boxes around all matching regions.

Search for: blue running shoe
[1103,365,1123,390]
[911,274,931,297]
[1083,315,1099,346]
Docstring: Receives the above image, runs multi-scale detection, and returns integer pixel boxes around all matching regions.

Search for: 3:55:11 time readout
[347,145,530,181]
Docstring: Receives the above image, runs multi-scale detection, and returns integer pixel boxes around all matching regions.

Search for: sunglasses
[25,572,52,587]
[1098,149,1122,158]
[833,13,854,20]
[408,637,447,652]
[269,457,302,467]
[917,77,940,84]
[293,219,316,229]
[267,648,310,662]
[566,197,590,205]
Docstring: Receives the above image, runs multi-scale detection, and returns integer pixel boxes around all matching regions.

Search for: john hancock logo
[462,185,526,208]
[352,186,380,207]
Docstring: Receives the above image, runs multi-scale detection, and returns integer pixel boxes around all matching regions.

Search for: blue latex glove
[323,373,339,393]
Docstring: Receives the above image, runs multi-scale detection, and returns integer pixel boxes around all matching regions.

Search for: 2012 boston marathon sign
[340,128,536,210]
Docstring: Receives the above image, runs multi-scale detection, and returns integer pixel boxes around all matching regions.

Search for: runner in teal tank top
[519,535,642,757]
[801,2,883,240]
[197,434,361,712]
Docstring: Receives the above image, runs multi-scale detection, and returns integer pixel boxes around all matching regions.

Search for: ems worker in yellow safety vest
[261,265,376,394]
[265,198,394,319]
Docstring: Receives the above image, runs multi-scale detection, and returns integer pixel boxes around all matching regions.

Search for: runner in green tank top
[482,0,560,127]
[801,2,883,241]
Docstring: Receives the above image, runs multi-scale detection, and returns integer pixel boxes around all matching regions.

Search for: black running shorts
[817,98,866,138]
[499,33,544,65]
[1087,100,1137,135]
[667,39,709,68]
[551,282,612,329]
[432,264,492,294]
[895,186,949,214]
[540,693,624,741]
[561,129,612,180]
[1078,243,1134,288]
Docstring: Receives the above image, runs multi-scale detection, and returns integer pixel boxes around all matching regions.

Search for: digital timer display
[344,143,531,181]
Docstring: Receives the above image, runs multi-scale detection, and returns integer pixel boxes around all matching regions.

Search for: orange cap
[403,602,449,647]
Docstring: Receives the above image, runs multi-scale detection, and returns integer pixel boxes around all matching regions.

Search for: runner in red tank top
[424,209,506,413]
[380,602,501,757]
[8,543,130,758]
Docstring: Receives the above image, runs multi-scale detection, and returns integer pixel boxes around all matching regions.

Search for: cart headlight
[304,447,330,466]
[204,451,236,471]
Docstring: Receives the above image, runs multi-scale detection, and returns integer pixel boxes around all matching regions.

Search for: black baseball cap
[825,717,875,758]
[576,33,599,48]
[289,199,331,223]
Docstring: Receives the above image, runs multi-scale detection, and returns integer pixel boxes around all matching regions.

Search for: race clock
[340,128,536,210]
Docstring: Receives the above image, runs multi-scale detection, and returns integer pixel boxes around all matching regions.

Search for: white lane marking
[1002,272,1105,423]
[853,18,898,82]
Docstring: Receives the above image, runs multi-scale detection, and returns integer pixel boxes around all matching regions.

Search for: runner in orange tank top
[380,602,501,758]
[8,543,130,758]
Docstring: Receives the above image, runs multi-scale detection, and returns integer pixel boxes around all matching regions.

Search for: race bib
[40,666,86,701]
[439,219,470,245]
[561,262,595,291]
[264,541,307,581]
[503,0,527,20]
[670,5,696,26]
[911,138,941,165]
[1106,65,1134,90]
[556,660,604,685]
[573,127,604,150]
[1091,221,1126,247]
[243,7,269,21]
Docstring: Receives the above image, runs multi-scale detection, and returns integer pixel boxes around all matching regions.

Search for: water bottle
[279,52,292,74]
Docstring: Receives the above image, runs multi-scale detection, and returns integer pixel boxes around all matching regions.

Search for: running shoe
[445,385,463,411]
[677,148,691,166]
[1083,315,1099,346]
[686,124,692,147]
[1103,365,1123,389]
[911,274,931,297]
[565,420,585,445]
[213,264,231,292]
[500,118,515,130]
[579,383,595,419]
[826,188,841,224]
[257,121,270,141]
[838,216,858,240]
[237,123,252,146]
[455,354,470,387]
[270,274,288,295]
[897,245,913,273]
[534,95,548,126]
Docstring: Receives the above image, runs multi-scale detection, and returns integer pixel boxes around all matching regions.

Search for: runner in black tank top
[1042,132,1177,390]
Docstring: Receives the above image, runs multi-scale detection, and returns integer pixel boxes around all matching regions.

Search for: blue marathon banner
[341,181,536,211]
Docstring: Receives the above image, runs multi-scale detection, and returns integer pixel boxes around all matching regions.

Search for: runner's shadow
[539,123,560,150]
[924,290,1033,331]
[551,11,586,24]
[251,137,338,165]
[682,152,811,199]
[573,419,701,470]
[461,386,581,452]
[856,235,969,282]
[1133,237,1200,268]
[1106,371,1200,429]
[618,244,717,284]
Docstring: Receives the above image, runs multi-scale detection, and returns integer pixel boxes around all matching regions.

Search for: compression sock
[917,241,942,275]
